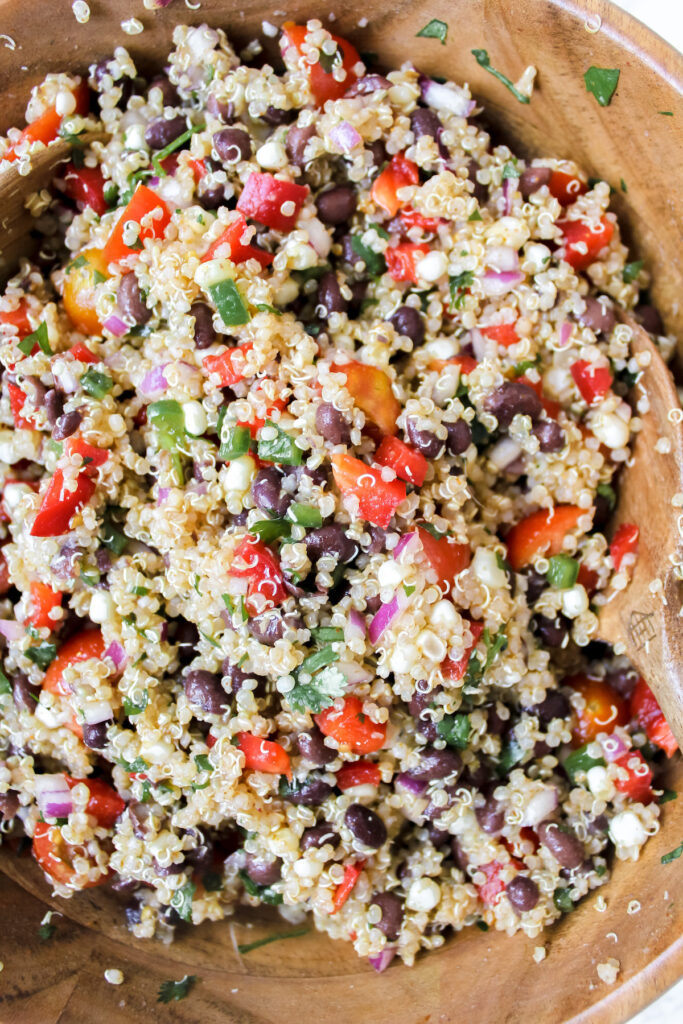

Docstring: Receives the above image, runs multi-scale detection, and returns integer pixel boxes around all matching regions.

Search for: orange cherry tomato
[330,361,401,437]
[505,505,584,572]
[238,731,292,779]
[62,247,109,334]
[43,629,105,698]
[316,696,387,754]
[32,820,108,889]
[565,674,629,746]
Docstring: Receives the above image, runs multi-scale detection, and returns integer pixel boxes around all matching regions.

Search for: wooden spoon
[598,318,683,747]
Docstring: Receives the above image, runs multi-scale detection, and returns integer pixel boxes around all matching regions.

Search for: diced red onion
[521,786,559,827]
[393,532,418,560]
[395,772,428,796]
[329,121,362,152]
[481,270,523,297]
[558,321,573,347]
[82,700,114,725]
[369,948,397,973]
[35,773,73,820]
[102,314,128,338]
[502,176,517,215]
[486,245,519,273]
[599,733,629,763]
[104,641,126,671]
[489,437,523,470]
[147,0,174,7]
[470,328,487,362]
[368,589,408,645]
[0,619,24,641]
[304,216,332,258]
[157,487,171,505]
[139,363,170,399]
[346,608,367,639]
[419,76,476,118]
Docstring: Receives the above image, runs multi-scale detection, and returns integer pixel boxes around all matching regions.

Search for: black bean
[606,667,639,699]
[533,615,569,648]
[51,540,83,581]
[145,114,187,151]
[524,567,547,604]
[475,795,504,835]
[370,892,403,940]
[148,74,179,107]
[533,420,566,453]
[96,548,112,573]
[197,183,228,210]
[82,721,109,749]
[364,525,386,554]
[125,901,142,927]
[248,611,302,646]
[12,673,40,713]
[305,525,358,564]
[486,705,507,735]
[252,466,291,517]
[262,105,296,125]
[537,821,584,869]
[506,875,539,913]
[409,688,440,743]
[316,185,357,226]
[408,747,461,782]
[411,107,441,139]
[286,124,316,167]
[206,93,234,122]
[93,61,134,110]
[366,595,382,615]
[348,279,368,316]
[245,853,282,886]
[405,417,442,458]
[283,776,334,806]
[0,792,19,820]
[213,127,251,163]
[519,166,551,199]
[587,813,608,835]
[462,759,494,790]
[221,659,249,694]
[44,388,65,426]
[426,824,448,847]
[593,491,613,531]
[368,140,387,167]
[189,301,217,350]
[117,272,150,326]
[52,409,82,442]
[173,617,199,663]
[300,823,340,851]
[346,75,391,97]
[183,670,229,715]
[534,740,551,758]
[301,463,330,486]
[153,857,185,877]
[317,272,347,316]
[578,296,615,335]
[345,803,387,849]
[634,304,663,335]
[484,381,543,429]
[529,690,570,723]
[445,419,472,455]
[451,837,469,871]
[467,160,487,204]
[390,306,425,346]
[315,402,351,445]
[297,727,336,765]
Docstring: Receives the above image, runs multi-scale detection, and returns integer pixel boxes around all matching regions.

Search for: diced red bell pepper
[7,381,39,430]
[238,731,292,779]
[505,505,583,571]
[281,23,361,106]
[442,620,485,682]
[30,472,96,537]
[332,860,366,913]
[238,397,288,439]
[331,453,406,529]
[102,185,171,265]
[63,437,109,477]
[336,761,382,791]
[371,154,419,218]
[236,172,309,232]
[417,525,471,592]
[480,322,519,347]
[4,80,89,163]
[62,163,107,216]
[316,695,387,754]
[0,299,32,339]
[559,216,614,271]
[26,582,62,631]
[614,750,654,804]
[231,535,287,614]
[203,341,254,386]
[630,677,678,758]
[375,435,428,487]
[385,242,429,283]
[65,775,126,828]
[330,361,401,437]
[69,341,99,364]
[548,171,587,206]
[206,731,218,749]
[610,522,639,572]
[202,214,273,266]
[43,629,104,741]
[565,674,629,745]
[33,820,108,889]
[570,359,613,404]
[187,156,207,183]
[399,207,444,234]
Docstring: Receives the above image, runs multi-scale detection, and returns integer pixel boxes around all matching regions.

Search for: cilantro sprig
[471,49,530,104]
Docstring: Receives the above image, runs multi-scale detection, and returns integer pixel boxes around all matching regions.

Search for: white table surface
[610,0,683,1010]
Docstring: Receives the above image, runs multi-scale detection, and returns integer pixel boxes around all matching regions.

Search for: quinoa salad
[0,19,678,971]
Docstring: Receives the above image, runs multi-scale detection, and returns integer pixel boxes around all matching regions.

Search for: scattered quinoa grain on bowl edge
[0,18,678,971]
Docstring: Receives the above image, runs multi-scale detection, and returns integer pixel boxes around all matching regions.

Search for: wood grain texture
[0,1,680,1023]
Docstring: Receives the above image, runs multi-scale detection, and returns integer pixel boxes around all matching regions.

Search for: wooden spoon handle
[598,320,683,748]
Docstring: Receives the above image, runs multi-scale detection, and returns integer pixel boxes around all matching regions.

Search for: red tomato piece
[385,242,429,283]
[4,80,89,163]
[69,341,99,364]
[565,674,629,746]
[610,522,639,573]
[316,696,387,754]
[505,505,584,572]
[559,216,614,271]
[336,761,382,791]
[614,751,654,804]
[203,341,255,387]
[237,172,308,232]
[26,582,62,631]
[371,154,419,218]
[375,435,428,487]
[0,299,32,338]
[417,525,471,593]
[62,163,107,216]
[43,629,105,698]
[238,731,292,779]
[281,23,361,106]
[331,860,366,913]
[63,437,109,478]
[428,354,478,376]
[331,453,406,529]
[330,361,401,437]
[480,322,519,347]
[548,170,588,206]
[442,621,485,682]
[477,861,507,907]
[570,359,613,405]
[65,776,126,828]
[32,820,107,889]
[231,536,287,614]
[7,381,38,430]
[630,677,678,758]
[102,185,171,265]
[577,563,599,594]
[399,207,444,233]
[202,214,273,266]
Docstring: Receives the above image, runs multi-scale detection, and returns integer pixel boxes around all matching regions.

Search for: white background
[611,2,682,1020]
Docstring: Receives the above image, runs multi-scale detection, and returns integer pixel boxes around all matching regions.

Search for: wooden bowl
[0,1,681,1022]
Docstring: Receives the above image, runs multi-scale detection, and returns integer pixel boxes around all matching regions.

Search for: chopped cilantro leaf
[0,668,9,695]
[158,975,197,1003]
[251,518,292,543]
[152,124,204,177]
[194,754,212,773]
[18,321,51,357]
[416,18,448,44]
[310,626,345,643]
[622,260,643,284]
[471,49,530,104]
[257,420,303,466]
[239,868,283,904]
[661,842,683,865]
[350,235,386,276]
[287,663,346,714]
[659,789,677,804]
[436,712,471,749]
[583,66,620,107]
[620,178,628,193]
[123,690,148,717]
[26,642,57,669]
[81,368,113,399]
[169,881,196,922]
[449,271,474,310]
[553,887,575,913]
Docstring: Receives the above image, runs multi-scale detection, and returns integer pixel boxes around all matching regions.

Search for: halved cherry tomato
[336,761,382,791]
[331,453,406,529]
[281,23,361,106]
[565,674,629,746]
[630,677,678,758]
[399,207,444,233]
[231,535,287,614]
[25,582,62,631]
[236,172,308,232]
[442,621,485,682]
[570,359,613,405]
[331,860,365,913]
[330,361,401,437]
[610,522,639,573]
[102,185,171,265]
[505,505,584,572]
[385,242,429,283]
[32,820,107,889]
[613,750,654,804]
[417,525,471,592]
[62,247,109,334]
[202,214,273,266]
[548,170,587,206]
[203,341,254,387]
[62,163,107,216]
[316,695,387,754]
[7,380,39,430]
[371,154,419,218]
[375,435,428,487]
[559,216,614,271]
[64,776,126,828]
[43,629,105,698]
[480,322,519,347]
[4,80,89,163]
[238,731,292,779]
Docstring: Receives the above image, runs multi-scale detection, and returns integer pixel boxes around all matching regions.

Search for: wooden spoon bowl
[0,2,681,1023]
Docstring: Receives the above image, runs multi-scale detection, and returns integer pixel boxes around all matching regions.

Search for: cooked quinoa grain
[0,20,677,971]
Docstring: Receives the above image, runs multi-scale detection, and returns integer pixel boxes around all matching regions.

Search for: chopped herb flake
[659,789,677,804]
[170,881,196,921]
[416,18,448,44]
[553,887,575,913]
[26,642,57,669]
[583,66,620,107]
[239,868,283,904]
[237,927,309,955]
[0,668,10,695]
[437,712,471,749]
[158,975,197,1003]
[449,271,474,310]
[39,921,56,941]
[661,842,683,865]
[471,49,530,104]
[18,321,51,357]
[310,626,345,643]
[123,690,148,717]
[350,235,386,277]
[622,260,644,284]
[288,663,346,714]
[152,124,204,177]
[255,302,282,316]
